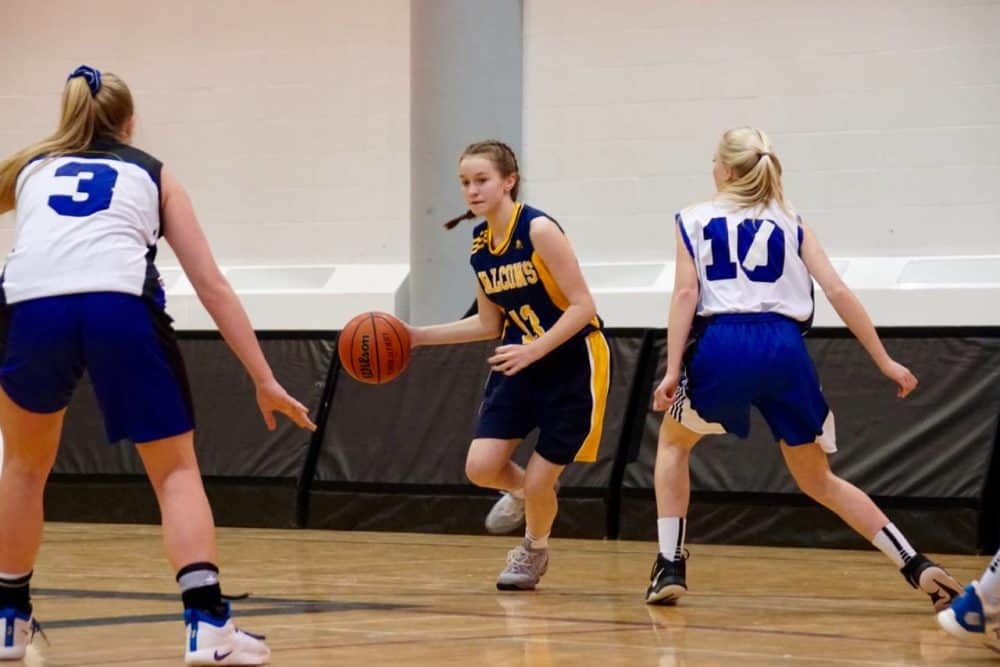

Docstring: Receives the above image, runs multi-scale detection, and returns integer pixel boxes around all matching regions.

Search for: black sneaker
[645,553,687,605]
[901,553,962,612]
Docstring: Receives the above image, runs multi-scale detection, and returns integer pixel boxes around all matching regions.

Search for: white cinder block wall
[523,1,1000,328]
[2,2,999,328]
[522,0,1000,261]
[0,0,410,268]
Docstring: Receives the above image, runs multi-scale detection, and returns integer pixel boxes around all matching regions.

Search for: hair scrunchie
[67,65,102,96]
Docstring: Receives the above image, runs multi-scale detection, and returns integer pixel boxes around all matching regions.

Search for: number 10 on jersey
[703,217,786,283]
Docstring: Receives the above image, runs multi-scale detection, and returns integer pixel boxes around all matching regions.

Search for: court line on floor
[32,586,966,652]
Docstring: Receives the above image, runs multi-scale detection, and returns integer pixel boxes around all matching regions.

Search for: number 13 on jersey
[509,305,545,342]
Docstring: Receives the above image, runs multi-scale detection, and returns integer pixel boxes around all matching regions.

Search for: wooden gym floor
[18,523,998,666]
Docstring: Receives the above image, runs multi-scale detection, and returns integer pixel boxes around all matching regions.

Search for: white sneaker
[0,607,33,660]
[496,540,549,590]
[485,492,526,534]
[184,606,270,666]
[937,580,1000,653]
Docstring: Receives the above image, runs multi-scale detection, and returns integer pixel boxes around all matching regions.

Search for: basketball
[338,311,411,384]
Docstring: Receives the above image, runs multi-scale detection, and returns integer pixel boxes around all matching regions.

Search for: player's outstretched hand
[880,359,918,399]
[488,343,542,376]
[256,378,317,431]
[652,371,681,412]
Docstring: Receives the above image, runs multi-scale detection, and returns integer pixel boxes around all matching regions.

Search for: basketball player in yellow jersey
[407,141,611,590]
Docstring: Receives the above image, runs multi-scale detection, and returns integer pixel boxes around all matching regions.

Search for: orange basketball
[338,311,411,384]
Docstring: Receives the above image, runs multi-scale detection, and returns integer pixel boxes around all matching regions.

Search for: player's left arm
[487,217,597,376]
[800,221,917,397]
[162,168,316,430]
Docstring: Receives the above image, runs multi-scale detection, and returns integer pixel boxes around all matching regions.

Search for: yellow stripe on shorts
[574,330,611,463]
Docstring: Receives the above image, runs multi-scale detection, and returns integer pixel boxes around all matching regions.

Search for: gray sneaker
[496,540,549,591]
[485,483,560,535]
[485,492,526,534]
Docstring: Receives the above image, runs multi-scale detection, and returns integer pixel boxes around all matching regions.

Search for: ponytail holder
[67,65,102,96]
[758,151,772,159]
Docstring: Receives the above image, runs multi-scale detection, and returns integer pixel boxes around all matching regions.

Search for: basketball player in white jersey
[0,66,315,664]
[645,127,962,613]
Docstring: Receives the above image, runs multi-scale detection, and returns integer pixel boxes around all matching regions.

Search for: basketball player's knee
[657,437,692,459]
[794,470,835,503]
[2,457,49,489]
[522,474,555,500]
[464,457,499,488]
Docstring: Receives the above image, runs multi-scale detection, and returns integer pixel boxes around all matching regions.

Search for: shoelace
[505,547,544,574]
[650,549,690,579]
[220,592,266,641]
[30,618,49,646]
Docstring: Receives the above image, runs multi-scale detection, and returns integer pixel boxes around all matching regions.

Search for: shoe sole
[496,581,538,591]
[936,607,981,641]
[185,650,271,666]
[496,556,548,591]
[937,607,1000,653]
[485,518,525,535]
[920,566,963,612]
[646,584,686,606]
[497,568,547,591]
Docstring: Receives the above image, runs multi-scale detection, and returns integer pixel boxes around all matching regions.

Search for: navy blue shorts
[0,293,195,444]
[669,313,831,447]
[474,330,611,465]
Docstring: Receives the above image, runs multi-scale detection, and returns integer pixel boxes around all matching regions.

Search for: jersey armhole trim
[796,215,804,257]
[676,213,695,258]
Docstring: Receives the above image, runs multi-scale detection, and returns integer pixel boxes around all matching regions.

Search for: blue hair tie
[67,65,102,96]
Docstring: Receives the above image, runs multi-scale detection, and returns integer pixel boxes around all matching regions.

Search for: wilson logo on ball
[356,334,374,380]
[338,312,411,384]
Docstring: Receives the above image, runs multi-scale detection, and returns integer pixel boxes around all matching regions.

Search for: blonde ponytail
[714,127,788,214]
[0,66,134,214]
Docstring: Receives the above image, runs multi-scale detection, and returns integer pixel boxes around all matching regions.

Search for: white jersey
[2,139,165,306]
[676,198,814,324]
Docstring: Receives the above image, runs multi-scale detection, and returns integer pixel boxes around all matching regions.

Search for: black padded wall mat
[315,334,641,489]
[54,336,334,477]
[624,336,1000,498]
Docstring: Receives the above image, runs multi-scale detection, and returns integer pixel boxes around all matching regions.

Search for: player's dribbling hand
[255,378,318,431]
[879,359,918,398]
[488,343,541,376]
[652,371,681,411]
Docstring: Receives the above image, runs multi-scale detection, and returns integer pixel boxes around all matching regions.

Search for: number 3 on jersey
[47,162,119,217]
[703,217,785,283]
[509,305,545,342]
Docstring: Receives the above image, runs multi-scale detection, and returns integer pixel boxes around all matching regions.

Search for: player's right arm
[799,221,917,398]
[408,282,504,346]
[653,224,700,411]
[160,167,316,430]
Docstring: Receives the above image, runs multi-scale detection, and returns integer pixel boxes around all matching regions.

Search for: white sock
[509,488,525,500]
[978,549,1000,606]
[872,523,917,568]
[657,517,686,561]
[526,532,549,550]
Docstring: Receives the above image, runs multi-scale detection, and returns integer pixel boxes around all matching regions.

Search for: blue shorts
[475,330,611,465]
[0,293,195,444]
[669,313,830,447]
